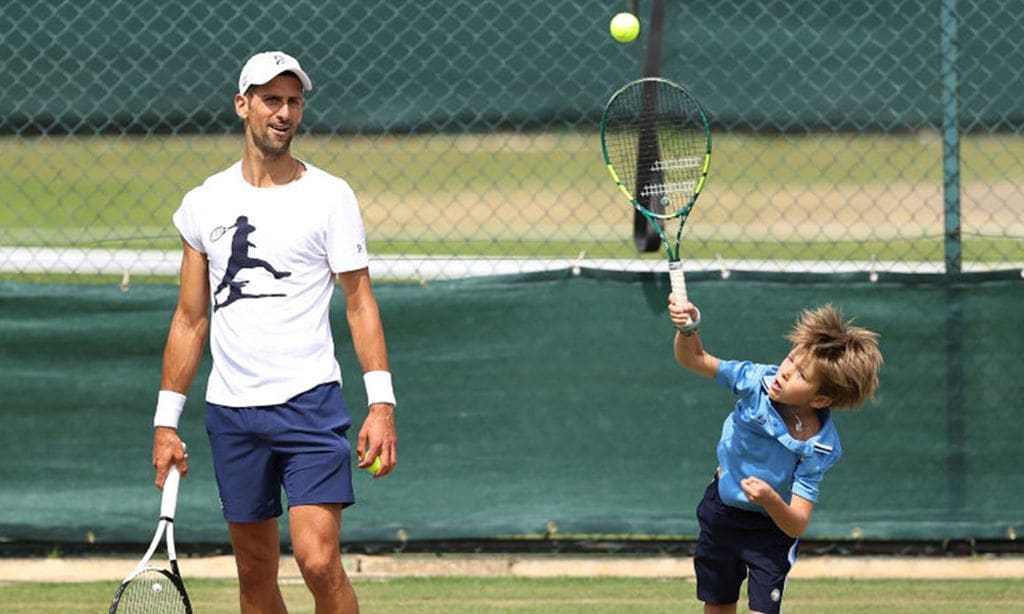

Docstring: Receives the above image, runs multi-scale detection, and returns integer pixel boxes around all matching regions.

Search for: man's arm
[668,295,719,379]
[337,267,397,478]
[152,238,210,487]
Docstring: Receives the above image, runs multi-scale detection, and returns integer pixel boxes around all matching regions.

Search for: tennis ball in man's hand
[365,455,383,475]
[610,12,640,43]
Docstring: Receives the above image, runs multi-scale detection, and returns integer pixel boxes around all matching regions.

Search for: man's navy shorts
[205,382,354,523]
[694,474,798,614]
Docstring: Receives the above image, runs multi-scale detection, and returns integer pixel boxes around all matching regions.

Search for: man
[151,50,398,613]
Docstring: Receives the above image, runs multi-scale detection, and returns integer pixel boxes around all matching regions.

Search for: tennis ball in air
[610,12,640,43]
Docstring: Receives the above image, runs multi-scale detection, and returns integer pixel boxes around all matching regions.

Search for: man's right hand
[152,427,188,489]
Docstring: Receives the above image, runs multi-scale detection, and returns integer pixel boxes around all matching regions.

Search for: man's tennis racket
[601,77,711,328]
[109,464,192,613]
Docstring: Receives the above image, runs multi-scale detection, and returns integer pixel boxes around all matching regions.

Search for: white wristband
[676,306,702,334]
[153,390,187,429]
[363,371,396,407]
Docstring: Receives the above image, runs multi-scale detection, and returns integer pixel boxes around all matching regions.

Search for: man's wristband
[153,390,187,429]
[363,370,396,407]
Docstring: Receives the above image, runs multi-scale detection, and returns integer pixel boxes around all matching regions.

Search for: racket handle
[161,464,181,520]
[668,260,691,326]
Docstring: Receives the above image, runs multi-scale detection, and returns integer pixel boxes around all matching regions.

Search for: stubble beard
[248,122,293,159]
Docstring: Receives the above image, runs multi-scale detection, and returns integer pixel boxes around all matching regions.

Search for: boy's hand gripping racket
[601,77,711,330]
[109,464,192,613]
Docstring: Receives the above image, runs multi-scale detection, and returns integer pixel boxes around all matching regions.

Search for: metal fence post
[941,0,961,274]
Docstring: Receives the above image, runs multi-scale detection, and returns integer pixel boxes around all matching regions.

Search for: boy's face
[768,350,833,409]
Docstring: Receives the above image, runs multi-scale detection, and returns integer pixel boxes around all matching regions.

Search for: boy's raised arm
[668,295,719,379]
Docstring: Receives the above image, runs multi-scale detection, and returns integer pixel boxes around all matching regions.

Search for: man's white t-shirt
[173,160,369,407]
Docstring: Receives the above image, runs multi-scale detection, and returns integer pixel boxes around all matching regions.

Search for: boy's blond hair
[787,304,882,408]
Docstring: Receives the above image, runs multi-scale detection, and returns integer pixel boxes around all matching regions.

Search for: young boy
[668,297,882,614]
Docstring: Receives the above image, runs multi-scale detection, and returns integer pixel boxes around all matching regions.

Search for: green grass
[2,576,1023,613]
[2,132,1022,263]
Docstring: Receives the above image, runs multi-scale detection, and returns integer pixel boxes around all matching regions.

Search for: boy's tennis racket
[109,464,192,613]
[601,77,711,327]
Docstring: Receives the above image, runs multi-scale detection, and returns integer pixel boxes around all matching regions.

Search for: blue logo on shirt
[212,215,291,312]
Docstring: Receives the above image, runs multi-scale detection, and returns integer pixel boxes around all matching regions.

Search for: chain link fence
[1,0,1021,280]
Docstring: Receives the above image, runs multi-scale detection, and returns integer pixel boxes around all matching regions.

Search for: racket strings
[603,81,707,216]
[113,569,189,613]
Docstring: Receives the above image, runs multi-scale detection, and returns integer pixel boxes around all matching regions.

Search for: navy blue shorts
[694,475,798,614]
[205,382,354,523]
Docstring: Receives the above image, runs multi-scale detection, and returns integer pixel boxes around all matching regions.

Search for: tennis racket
[209,224,235,242]
[601,77,711,328]
[109,464,192,613]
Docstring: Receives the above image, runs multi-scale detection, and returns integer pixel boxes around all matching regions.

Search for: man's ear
[234,93,249,120]
[810,395,833,410]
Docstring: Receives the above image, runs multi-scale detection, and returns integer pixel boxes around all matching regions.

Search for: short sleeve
[791,443,842,502]
[172,190,205,253]
[715,360,767,399]
[325,181,369,274]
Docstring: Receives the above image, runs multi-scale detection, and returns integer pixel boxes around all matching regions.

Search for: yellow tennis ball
[610,12,640,43]
[366,455,382,475]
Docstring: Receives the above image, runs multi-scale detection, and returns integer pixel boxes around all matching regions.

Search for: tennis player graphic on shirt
[213,215,291,311]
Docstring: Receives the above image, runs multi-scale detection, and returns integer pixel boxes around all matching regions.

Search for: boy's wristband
[363,371,396,407]
[676,306,702,334]
[153,390,187,429]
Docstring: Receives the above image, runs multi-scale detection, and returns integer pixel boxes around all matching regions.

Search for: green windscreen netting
[1,272,1021,545]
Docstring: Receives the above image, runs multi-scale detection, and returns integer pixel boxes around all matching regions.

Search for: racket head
[109,567,192,614]
[600,77,712,221]
[208,226,228,242]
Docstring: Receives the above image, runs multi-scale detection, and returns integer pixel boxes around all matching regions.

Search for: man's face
[236,74,305,158]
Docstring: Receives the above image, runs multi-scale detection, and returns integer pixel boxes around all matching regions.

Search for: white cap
[238,51,313,95]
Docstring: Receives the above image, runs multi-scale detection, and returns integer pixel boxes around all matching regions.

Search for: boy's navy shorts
[694,474,798,614]
[205,382,354,523]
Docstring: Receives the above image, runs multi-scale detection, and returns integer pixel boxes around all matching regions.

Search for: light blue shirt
[714,360,842,514]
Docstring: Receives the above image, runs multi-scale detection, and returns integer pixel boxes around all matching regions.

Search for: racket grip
[161,464,181,520]
[668,261,691,325]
